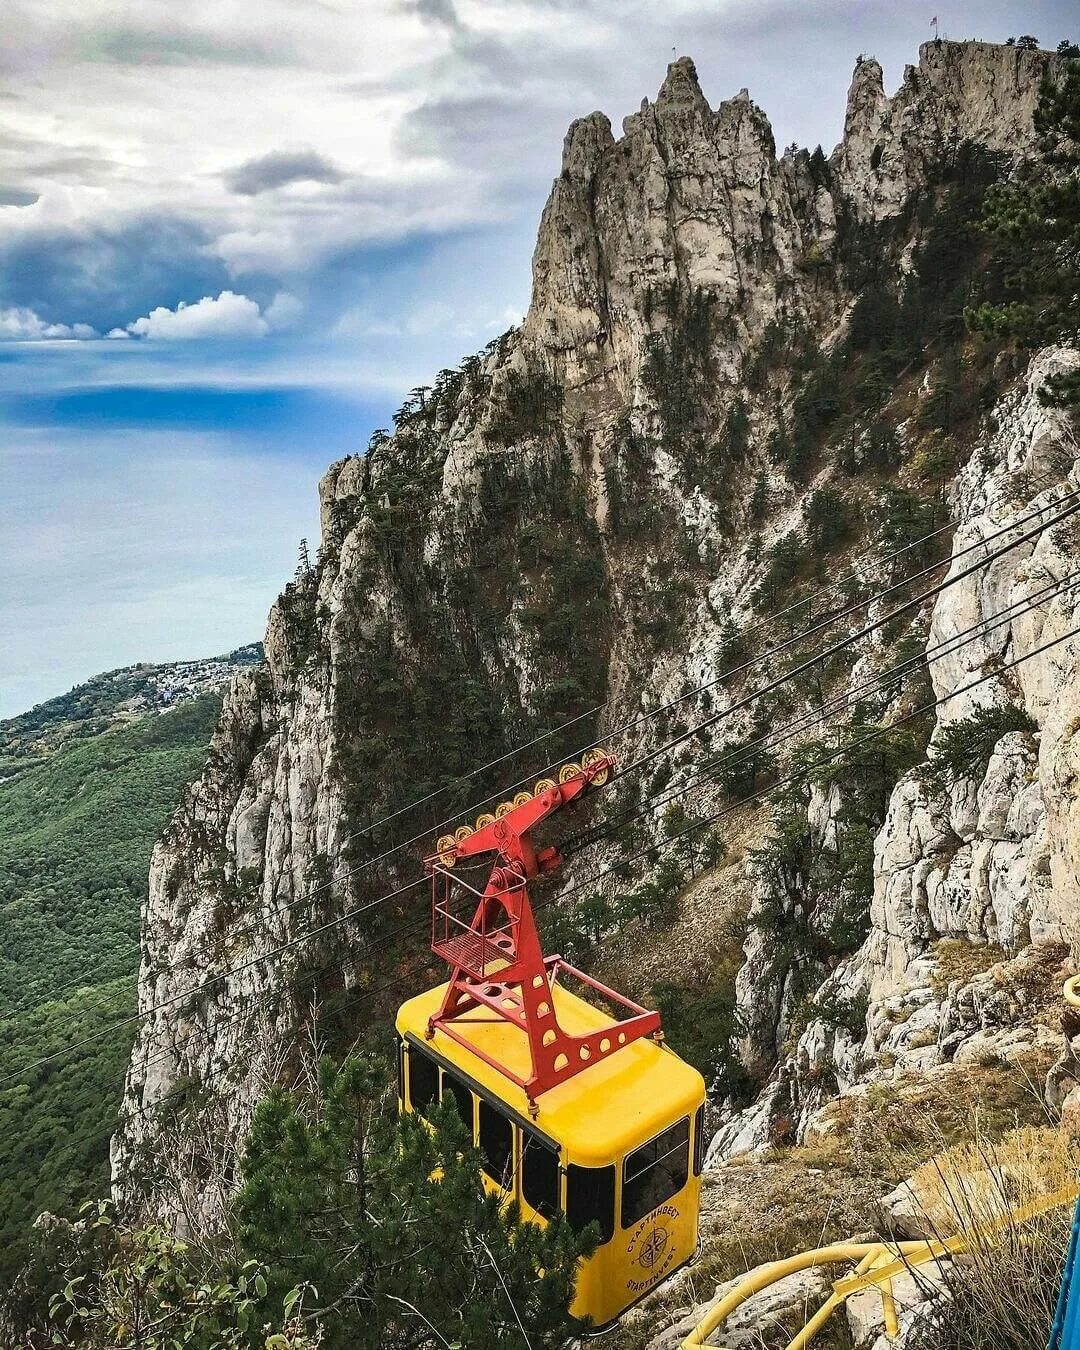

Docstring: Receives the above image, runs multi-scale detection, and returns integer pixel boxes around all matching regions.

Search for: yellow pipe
[786,1291,845,1350]
[680,1245,876,1348]
[678,979,1079,1348]
[880,1280,899,1337]
[857,1247,901,1337]
[834,1182,1079,1297]
[786,1251,879,1350]
[681,1183,1079,1349]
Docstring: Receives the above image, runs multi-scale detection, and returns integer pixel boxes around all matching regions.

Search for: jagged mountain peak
[559,110,614,185]
[656,53,708,107]
[527,36,1066,384]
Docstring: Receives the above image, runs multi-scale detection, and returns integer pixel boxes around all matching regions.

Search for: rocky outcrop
[861,349,1080,1015]
[114,39,1075,1231]
[714,349,1080,1158]
[835,42,1067,221]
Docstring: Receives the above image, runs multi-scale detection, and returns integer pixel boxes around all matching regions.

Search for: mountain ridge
[0,643,263,776]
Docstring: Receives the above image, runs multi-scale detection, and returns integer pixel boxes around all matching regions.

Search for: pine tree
[235,1055,596,1350]
[294,537,313,582]
[749,468,769,523]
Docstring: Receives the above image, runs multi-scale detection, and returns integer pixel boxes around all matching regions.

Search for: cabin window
[478,1098,514,1189]
[565,1163,615,1243]
[520,1128,559,1219]
[397,1039,405,1106]
[407,1044,439,1117]
[440,1069,474,1134]
[622,1117,690,1228]
[693,1103,706,1177]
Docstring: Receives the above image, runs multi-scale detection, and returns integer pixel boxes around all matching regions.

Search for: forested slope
[0,694,222,1281]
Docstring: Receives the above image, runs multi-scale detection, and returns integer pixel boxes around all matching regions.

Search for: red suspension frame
[424,754,661,1110]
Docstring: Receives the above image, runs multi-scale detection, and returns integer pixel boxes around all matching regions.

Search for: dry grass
[815,1049,1058,1170]
[910,1123,1077,1350]
[596,802,760,1002]
[608,1052,1060,1350]
[928,938,1007,995]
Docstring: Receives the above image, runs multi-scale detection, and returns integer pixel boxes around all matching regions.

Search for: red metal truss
[424,754,662,1108]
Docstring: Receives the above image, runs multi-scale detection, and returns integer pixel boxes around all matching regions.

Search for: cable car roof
[397,979,705,1163]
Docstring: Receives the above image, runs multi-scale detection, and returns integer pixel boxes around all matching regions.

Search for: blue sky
[2,0,1076,716]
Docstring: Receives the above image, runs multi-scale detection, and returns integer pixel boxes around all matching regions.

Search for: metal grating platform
[433,928,504,978]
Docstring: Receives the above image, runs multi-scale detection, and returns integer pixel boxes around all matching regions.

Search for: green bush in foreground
[19,1057,595,1350]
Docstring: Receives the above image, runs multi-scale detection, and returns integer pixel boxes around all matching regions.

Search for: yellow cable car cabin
[396,977,707,1329]
[401,751,707,1328]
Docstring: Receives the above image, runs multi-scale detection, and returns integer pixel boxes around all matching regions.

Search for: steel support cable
[229,487,1036,923]
[93,475,1067,971]
[566,477,1080,757]
[0,872,434,1089]
[126,574,1076,1097]
[566,567,1080,853]
[266,497,959,910]
[13,509,1073,1079]
[354,472,1078,870]
[550,616,1080,914]
[272,475,1080,922]
[154,486,967,935]
[108,612,1080,1145]
[609,488,1080,790]
[20,470,1065,1025]
[264,482,1080,936]
[118,904,439,1119]
[15,508,1076,1087]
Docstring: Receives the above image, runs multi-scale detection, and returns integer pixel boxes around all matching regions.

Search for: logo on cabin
[625,1205,679,1292]
[637,1225,669,1270]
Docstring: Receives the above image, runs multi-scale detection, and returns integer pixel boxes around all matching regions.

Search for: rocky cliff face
[113,39,1078,1233]
[711,346,1080,1162]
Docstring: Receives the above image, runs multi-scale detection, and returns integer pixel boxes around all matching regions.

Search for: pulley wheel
[435,834,457,868]
[558,761,582,784]
[581,747,610,786]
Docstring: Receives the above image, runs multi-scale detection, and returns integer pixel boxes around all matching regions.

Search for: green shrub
[924,705,1038,788]
[653,980,750,1098]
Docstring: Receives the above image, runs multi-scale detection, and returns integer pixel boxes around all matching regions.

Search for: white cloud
[0,305,98,340]
[124,289,269,339]
[4,0,1077,321]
